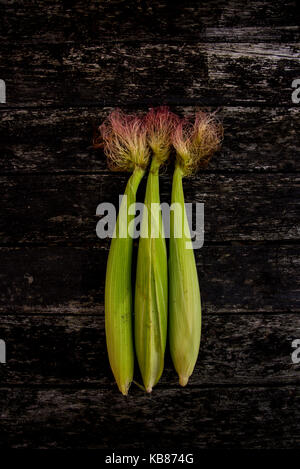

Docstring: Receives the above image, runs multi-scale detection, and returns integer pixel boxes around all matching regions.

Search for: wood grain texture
[0,0,299,450]
[0,173,298,244]
[0,42,299,108]
[0,106,299,173]
[0,245,298,314]
[0,386,299,449]
[0,313,299,386]
[0,0,299,43]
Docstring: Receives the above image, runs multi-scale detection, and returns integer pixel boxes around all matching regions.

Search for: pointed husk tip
[179,375,189,387]
[118,382,130,396]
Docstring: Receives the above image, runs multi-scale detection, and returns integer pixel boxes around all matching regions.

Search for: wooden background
[0,0,299,450]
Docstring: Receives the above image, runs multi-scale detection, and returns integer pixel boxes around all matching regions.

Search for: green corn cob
[135,157,168,392]
[169,164,201,386]
[169,110,223,386]
[106,168,145,395]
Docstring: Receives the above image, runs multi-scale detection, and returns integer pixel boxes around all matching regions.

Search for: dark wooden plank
[0,313,299,386]
[0,43,299,107]
[0,173,298,244]
[0,386,299,449]
[0,245,298,314]
[202,26,300,43]
[0,106,299,173]
[0,0,299,452]
[0,1,299,43]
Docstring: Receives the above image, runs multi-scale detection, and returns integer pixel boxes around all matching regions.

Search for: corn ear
[105,168,145,395]
[169,165,201,386]
[135,158,168,392]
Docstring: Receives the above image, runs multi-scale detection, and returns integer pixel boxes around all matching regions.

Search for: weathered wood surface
[0,386,299,449]
[0,106,299,173]
[0,313,299,386]
[1,0,299,43]
[0,0,299,450]
[0,245,298,314]
[0,173,298,244]
[0,43,299,107]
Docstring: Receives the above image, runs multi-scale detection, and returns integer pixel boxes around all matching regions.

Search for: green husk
[134,157,168,392]
[100,109,150,395]
[105,167,145,395]
[169,164,201,386]
[169,111,223,386]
